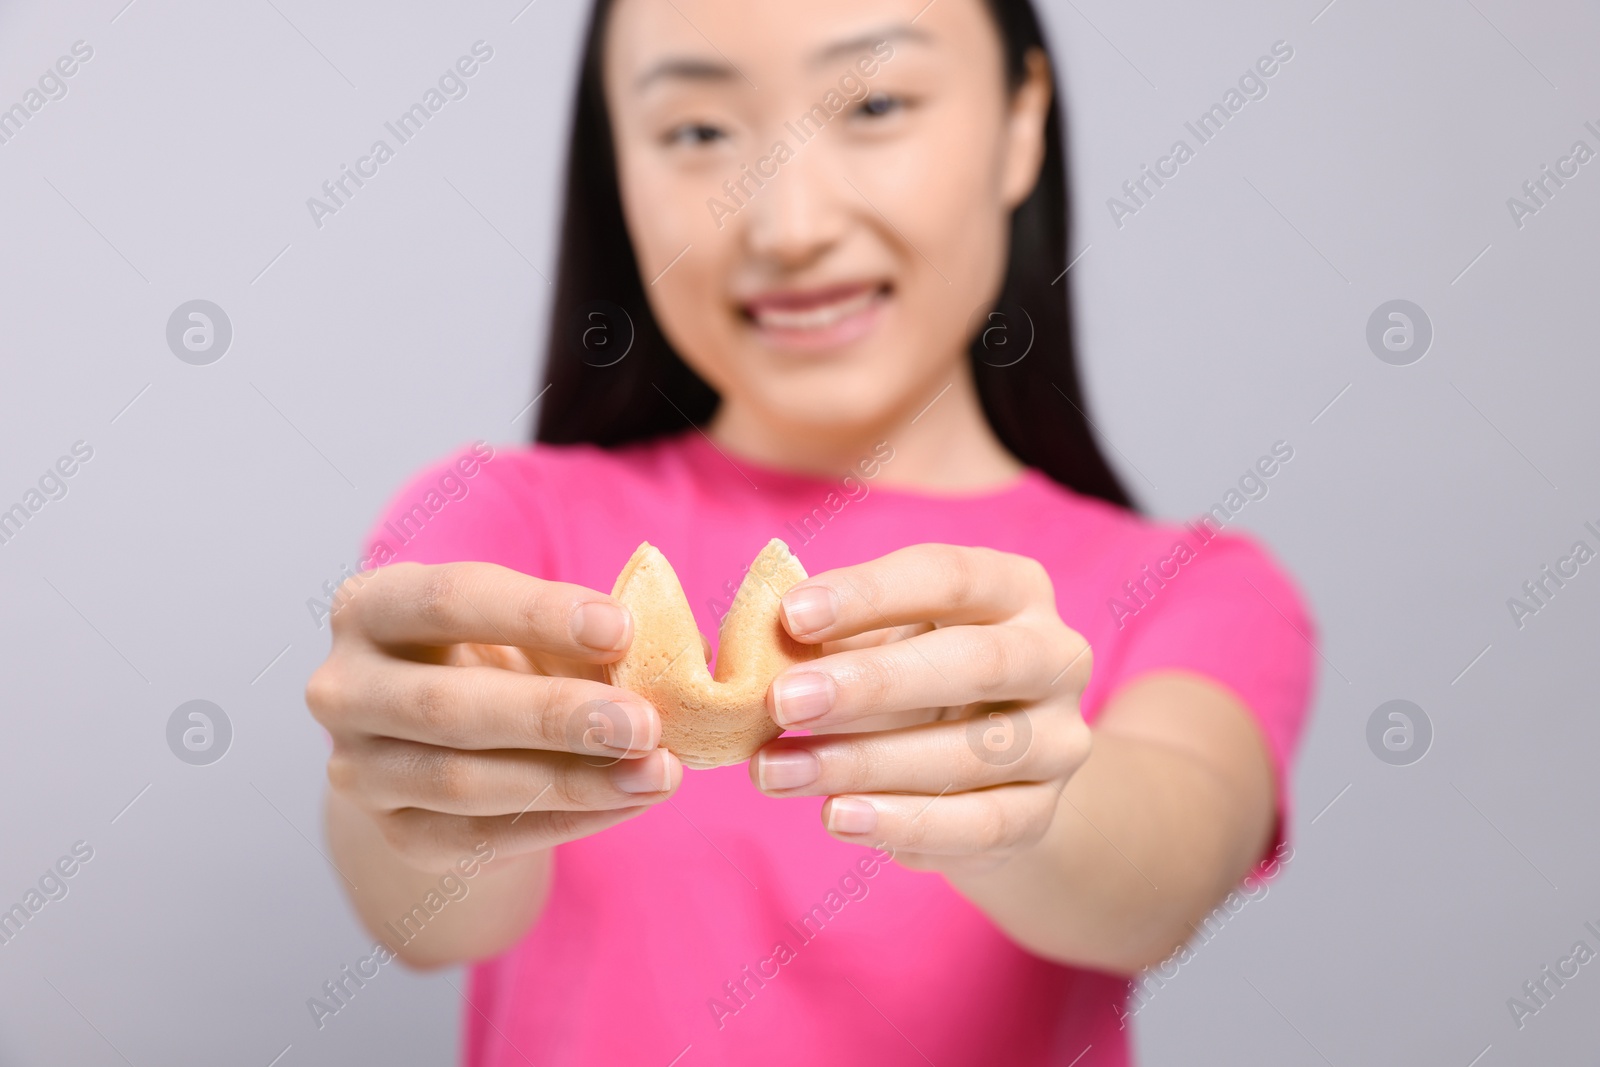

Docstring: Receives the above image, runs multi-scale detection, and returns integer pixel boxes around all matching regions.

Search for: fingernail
[579,699,658,754]
[756,749,820,791]
[771,672,835,727]
[782,585,837,636]
[611,750,671,794]
[572,602,629,652]
[622,701,662,751]
[825,797,878,835]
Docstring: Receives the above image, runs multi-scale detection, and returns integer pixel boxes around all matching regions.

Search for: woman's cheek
[622,159,701,264]
[616,159,722,363]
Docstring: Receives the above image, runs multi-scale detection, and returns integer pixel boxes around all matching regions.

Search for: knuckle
[412,672,464,744]
[328,572,371,635]
[1062,717,1094,771]
[933,545,978,604]
[305,659,353,726]
[304,662,340,721]
[512,579,561,645]
[422,750,471,805]
[977,796,1013,851]
[1049,628,1093,690]
[325,749,358,795]
[833,733,892,785]
[545,764,591,811]
[327,594,355,637]
[899,804,937,851]
[846,652,901,709]
[1016,791,1056,848]
[1070,635,1094,684]
[1065,627,1091,666]
[511,591,542,643]
[327,586,359,639]
[540,677,589,748]
[415,564,465,631]
[347,564,409,634]
[540,806,588,842]
[896,806,934,844]
[971,632,1014,698]
[842,565,888,617]
[1018,553,1053,596]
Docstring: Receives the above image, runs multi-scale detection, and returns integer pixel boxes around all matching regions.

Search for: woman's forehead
[603,0,969,85]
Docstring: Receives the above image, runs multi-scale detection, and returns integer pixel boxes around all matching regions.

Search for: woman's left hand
[750,543,1095,874]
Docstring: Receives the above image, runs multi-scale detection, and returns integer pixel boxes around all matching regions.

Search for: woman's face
[602,0,1050,438]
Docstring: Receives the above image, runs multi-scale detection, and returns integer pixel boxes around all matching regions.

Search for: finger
[751,709,1089,796]
[778,544,1050,641]
[769,623,1086,729]
[376,804,651,870]
[331,739,682,817]
[342,561,633,661]
[310,655,660,754]
[817,621,932,656]
[819,782,1062,855]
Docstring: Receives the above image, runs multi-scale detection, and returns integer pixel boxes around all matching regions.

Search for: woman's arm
[751,543,1287,976]
[323,789,554,969]
[941,671,1276,974]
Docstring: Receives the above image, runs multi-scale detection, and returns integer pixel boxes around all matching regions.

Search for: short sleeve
[309,442,537,753]
[1090,528,1317,875]
[355,440,544,575]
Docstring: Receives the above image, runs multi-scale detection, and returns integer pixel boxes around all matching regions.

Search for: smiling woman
[538,0,1131,501]
[306,2,1318,1065]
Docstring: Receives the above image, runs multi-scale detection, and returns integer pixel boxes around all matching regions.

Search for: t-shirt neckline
[675,429,1045,504]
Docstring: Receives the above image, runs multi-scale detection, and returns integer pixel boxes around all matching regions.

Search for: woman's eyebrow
[634,57,737,92]
[807,25,931,69]
[634,25,931,92]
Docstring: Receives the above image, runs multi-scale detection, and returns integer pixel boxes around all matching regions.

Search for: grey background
[1,0,1595,1063]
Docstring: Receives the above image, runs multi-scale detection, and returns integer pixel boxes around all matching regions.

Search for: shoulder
[357,434,695,571]
[1023,475,1311,633]
[1012,476,1316,726]
[1114,517,1314,643]
[1079,506,1318,757]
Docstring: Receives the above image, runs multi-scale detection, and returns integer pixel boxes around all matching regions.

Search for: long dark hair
[533,0,1136,511]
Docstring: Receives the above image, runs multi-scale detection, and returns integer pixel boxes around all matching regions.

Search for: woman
[306,0,1315,1063]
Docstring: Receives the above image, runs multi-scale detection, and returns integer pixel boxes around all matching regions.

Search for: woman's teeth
[750,288,878,330]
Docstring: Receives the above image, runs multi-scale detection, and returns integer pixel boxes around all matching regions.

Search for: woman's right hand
[306,560,683,873]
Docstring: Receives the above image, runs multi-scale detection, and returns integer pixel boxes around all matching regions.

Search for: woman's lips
[740,282,890,351]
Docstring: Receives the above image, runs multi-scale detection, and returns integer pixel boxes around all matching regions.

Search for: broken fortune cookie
[605,539,820,769]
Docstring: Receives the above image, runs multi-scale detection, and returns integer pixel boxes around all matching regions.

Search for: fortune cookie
[605,539,820,769]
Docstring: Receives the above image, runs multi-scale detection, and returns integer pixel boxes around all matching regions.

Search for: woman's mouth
[740,281,890,351]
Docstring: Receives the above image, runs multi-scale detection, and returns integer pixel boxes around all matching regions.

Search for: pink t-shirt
[360,430,1317,1067]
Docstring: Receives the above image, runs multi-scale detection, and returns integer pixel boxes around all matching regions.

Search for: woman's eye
[855,92,904,120]
[664,122,725,148]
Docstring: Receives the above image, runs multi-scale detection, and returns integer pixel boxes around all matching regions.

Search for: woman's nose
[737,148,849,269]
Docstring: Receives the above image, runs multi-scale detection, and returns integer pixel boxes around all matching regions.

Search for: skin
[310,0,1277,976]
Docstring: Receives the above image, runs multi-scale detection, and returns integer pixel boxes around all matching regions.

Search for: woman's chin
[746,393,904,441]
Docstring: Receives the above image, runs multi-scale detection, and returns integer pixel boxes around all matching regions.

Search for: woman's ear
[999,47,1053,211]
